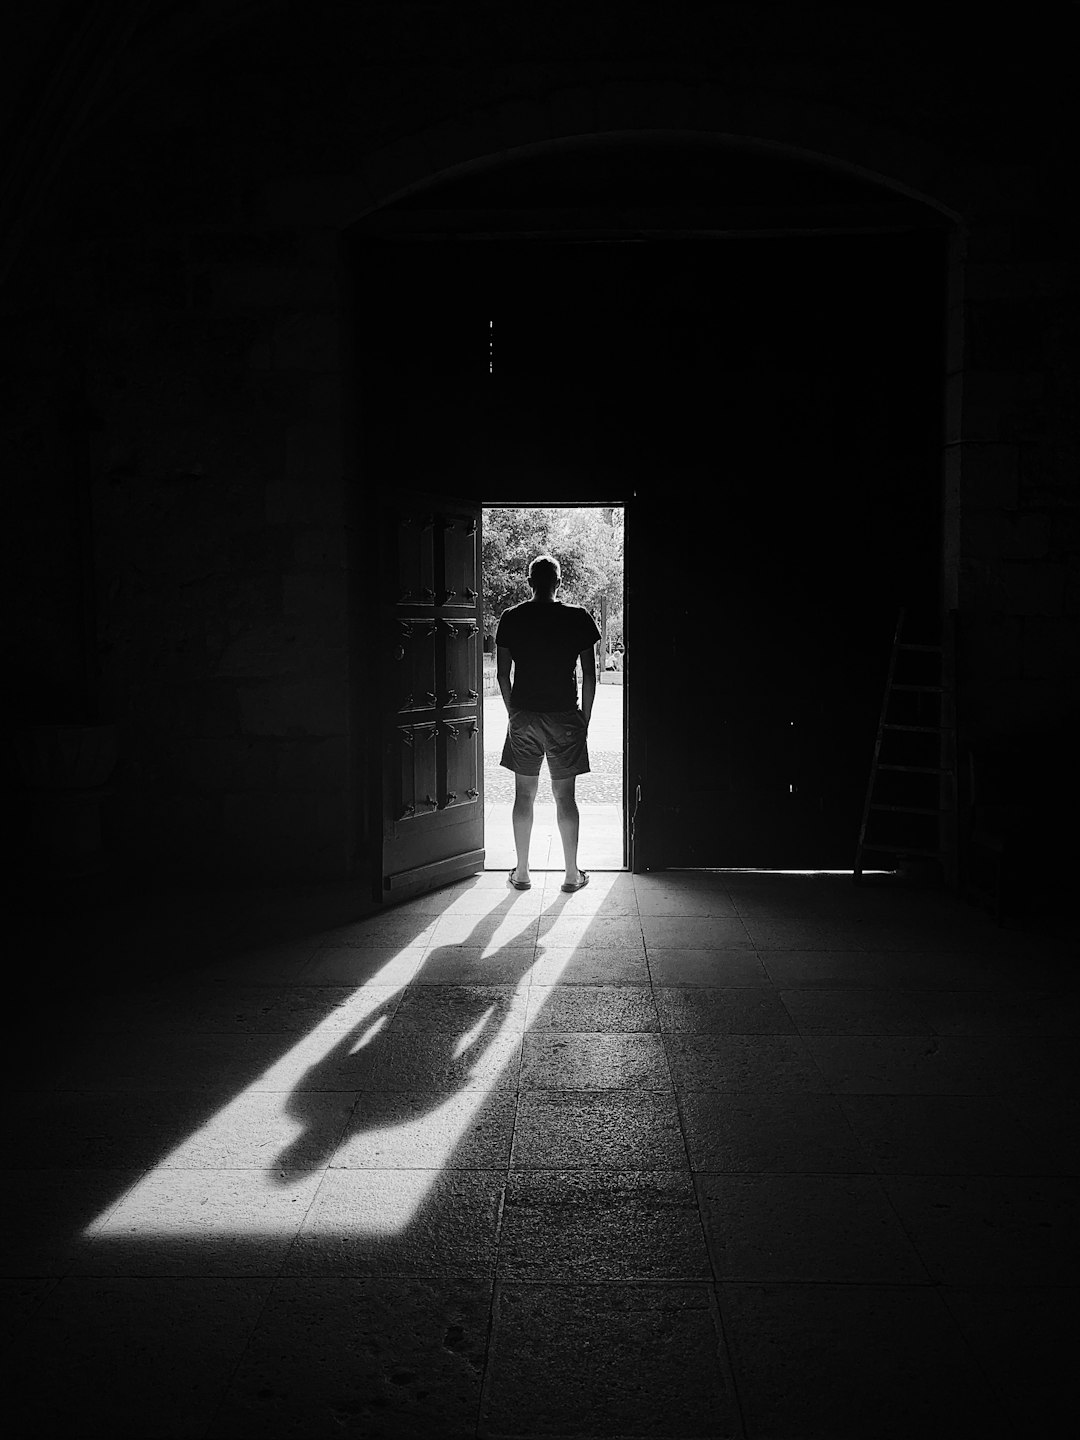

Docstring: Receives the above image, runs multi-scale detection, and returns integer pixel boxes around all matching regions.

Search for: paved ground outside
[484,684,624,871]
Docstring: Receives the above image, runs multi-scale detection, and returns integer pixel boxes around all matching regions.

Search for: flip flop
[561,871,590,893]
[507,869,531,891]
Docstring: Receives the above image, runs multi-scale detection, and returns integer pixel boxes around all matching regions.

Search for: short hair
[528,554,561,590]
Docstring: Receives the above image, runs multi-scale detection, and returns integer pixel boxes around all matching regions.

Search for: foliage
[482,507,623,647]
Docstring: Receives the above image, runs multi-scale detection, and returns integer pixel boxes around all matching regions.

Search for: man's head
[528,554,561,599]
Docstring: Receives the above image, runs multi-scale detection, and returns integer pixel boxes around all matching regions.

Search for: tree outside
[482,507,624,655]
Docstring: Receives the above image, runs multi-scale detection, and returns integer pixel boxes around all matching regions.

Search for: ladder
[854,607,957,885]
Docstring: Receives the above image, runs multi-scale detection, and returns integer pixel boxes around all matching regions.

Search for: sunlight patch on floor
[84,893,584,1240]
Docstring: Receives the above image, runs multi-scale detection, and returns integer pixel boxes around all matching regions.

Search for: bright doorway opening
[481,505,625,871]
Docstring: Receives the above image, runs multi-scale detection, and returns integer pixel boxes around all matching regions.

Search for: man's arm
[578,644,597,726]
[497,644,514,713]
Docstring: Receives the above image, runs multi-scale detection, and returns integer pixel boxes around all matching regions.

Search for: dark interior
[3,9,1077,1436]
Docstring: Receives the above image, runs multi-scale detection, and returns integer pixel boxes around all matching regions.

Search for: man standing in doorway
[497,554,600,893]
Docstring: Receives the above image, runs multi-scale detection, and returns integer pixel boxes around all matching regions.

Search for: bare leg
[512,772,539,886]
[551,775,583,887]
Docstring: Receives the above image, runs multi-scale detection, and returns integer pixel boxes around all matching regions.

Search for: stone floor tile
[861,950,1042,989]
[313,915,441,950]
[427,912,541,950]
[741,919,871,950]
[881,1175,1080,1284]
[538,873,639,914]
[296,945,426,986]
[664,1034,828,1092]
[412,945,537,986]
[127,984,403,1036]
[0,1277,59,1343]
[520,1031,671,1090]
[1003,1092,1080,1173]
[719,1282,1011,1439]
[940,1285,1080,1434]
[78,1168,324,1277]
[245,1016,395,1093]
[904,987,1080,1035]
[391,983,530,1033]
[805,1034,1080,1094]
[354,1025,523,1092]
[729,894,846,919]
[480,1282,741,1438]
[8,1277,271,1440]
[203,940,322,986]
[55,1031,291,1092]
[839,1095,1062,1174]
[440,883,545,914]
[538,915,645,952]
[635,888,740,917]
[210,1277,491,1439]
[529,947,650,985]
[498,1171,710,1281]
[634,872,733,895]
[0,1169,142,1277]
[538,892,641,921]
[387,884,485,912]
[8,1089,220,1169]
[511,1090,687,1169]
[642,916,752,949]
[525,983,660,1031]
[161,1090,359,1172]
[647,949,770,986]
[756,949,900,988]
[680,1093,871,1173]
[841,920,986,952]
[285,1169,505,1278]
[655,985,796,1033]
[538,864,634,891]
[696,1173,928,1282]
[331,1087,517,1170]
[72,976,226,1033]
[778,986,930,1033]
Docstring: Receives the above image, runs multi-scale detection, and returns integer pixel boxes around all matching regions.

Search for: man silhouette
[496,553,600,892]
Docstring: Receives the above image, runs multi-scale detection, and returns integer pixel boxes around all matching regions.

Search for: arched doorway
[349,133,953,893]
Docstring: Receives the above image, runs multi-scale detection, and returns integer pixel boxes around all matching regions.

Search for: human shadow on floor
[270,884,586,1182]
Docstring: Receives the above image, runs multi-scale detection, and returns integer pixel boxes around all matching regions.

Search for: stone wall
[4,221,357,881]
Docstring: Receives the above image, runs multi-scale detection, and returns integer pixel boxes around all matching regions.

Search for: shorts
[500,708,590,779]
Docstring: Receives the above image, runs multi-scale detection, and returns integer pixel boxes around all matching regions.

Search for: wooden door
[380,494,485,899]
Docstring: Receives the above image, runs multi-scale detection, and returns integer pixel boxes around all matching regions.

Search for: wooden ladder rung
[891,683,943,692]
[882,723,946,733]
[877,764,946,774]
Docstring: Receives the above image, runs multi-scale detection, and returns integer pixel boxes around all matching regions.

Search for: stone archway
[263,76,969,611]
[257,79,969,230]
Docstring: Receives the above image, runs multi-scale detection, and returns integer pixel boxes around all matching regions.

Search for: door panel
[380,497,485,898]
[441,616,481,710]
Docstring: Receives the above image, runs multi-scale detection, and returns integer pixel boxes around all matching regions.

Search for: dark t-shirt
[496,600,601,712]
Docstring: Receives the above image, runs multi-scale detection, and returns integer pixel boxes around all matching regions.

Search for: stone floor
[4,870,1078,1438]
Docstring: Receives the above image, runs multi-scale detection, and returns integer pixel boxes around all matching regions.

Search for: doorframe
[481,499,634,872]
